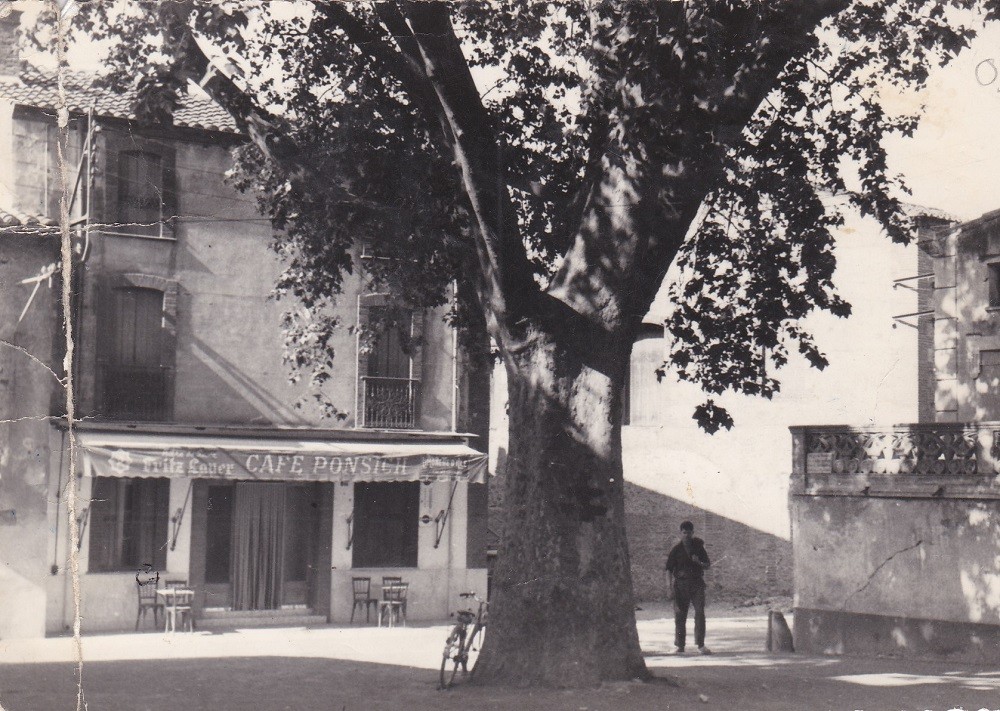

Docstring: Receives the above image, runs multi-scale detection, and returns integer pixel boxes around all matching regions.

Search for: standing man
[665,520,712,654]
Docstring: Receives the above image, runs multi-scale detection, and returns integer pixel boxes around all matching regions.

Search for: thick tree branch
[319,3,455,152]
[635,0,855,293]
[552,0,855,334]
[324,3,544,199]
[402,1,539,341]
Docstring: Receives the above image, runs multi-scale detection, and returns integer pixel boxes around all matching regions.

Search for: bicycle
[439,591,488,689]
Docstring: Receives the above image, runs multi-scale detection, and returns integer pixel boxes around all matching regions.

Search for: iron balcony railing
[102,364,169,421]
[360,376,420,429]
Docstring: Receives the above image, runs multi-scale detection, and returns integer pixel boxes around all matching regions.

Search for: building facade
[791,210,1000,661]
[0,16,488,639]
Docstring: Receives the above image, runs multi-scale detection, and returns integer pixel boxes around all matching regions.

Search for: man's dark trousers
[673,578,706,649]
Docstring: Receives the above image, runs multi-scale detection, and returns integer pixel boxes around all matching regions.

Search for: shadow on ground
[1,616,998,711]
[4,654,1000,711]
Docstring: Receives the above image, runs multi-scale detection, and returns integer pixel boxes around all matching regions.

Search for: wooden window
[624,331,665,426]
[362,307,418,428]
[117,151,164,237]
[352,482,419,568]
[989,263,1000,308]
[367,308,412,379]
[103,287,167,420]
[88,477,170,573]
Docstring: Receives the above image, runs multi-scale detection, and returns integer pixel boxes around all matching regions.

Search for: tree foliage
[70,0,997,429]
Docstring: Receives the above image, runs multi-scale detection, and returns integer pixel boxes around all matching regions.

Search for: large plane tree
[72,0,992,687]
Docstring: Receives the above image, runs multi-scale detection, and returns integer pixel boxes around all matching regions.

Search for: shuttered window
[103,287,167,420]
[624,332,666,426]
[118,151,163,237]
[367,308,412,379]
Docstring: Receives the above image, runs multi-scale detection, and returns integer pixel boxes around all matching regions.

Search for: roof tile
[0,205,57,229]
[0,66,239,134]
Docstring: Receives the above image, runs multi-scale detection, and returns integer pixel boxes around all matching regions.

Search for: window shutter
[87,478,119,572]
[628,333,666,426]
[161,143,177,239]
[98,130,123,229]
[98,130,174,239]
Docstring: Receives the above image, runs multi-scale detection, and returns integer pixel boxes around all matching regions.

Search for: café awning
[76,430,489,484]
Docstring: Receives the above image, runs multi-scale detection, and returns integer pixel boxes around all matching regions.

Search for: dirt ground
[2,605,999,711]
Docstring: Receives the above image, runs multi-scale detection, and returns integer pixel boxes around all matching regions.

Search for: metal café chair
[351,577,378,624]
[378,581,408,628]
[135,575,164,631]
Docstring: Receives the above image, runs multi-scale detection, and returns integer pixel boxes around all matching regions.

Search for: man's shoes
[674,646,685,655]
[698,646,713,655]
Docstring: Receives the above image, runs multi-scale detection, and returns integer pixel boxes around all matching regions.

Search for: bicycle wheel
[463,623,485,679]
[439,631,463,689]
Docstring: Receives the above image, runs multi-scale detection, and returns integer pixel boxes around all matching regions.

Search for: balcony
[360,376,420,429]
[102,365,169,421]
[791,423,1000,498]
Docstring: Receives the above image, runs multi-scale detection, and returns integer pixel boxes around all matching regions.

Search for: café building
[0,55,490,638]
[61,424,488,631]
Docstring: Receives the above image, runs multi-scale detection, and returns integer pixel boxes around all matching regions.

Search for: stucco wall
[328,480,479,622]
[77,135,350,426]
[0,235,60,638]
[792,493,1000,660]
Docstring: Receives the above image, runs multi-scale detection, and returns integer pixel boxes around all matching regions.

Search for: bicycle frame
[439,592,488,689]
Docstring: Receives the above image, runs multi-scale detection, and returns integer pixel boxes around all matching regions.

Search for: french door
[202,482,319,610]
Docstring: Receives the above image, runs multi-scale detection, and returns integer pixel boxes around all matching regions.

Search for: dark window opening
[103,287,167,420]
[352,482,419,568]
[88,477,170,573]
[283,485,318,583]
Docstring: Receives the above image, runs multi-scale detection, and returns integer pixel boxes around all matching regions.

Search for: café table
[378,582,409,628]
[157,587,195,633]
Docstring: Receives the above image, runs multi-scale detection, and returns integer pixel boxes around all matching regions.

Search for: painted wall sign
[82,445,488,484]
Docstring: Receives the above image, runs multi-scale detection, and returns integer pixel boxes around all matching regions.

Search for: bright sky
[887,22,1000,220]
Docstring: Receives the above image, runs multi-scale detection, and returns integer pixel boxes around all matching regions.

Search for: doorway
[201,482,321,610]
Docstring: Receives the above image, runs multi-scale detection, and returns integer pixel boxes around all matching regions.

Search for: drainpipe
[450,281,458,433]
[354,294,361,428]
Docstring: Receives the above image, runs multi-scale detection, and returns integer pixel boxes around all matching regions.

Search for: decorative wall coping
[790,423,1000,498]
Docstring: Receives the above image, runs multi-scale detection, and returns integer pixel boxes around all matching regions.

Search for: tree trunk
[474,325,646,687]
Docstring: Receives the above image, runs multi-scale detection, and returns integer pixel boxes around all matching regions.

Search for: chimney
[0,6,23,80]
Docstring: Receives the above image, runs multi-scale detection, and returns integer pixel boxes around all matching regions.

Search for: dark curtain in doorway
[231,482,286,611]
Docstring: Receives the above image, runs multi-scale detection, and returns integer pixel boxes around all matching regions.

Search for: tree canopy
[67,0,988,429]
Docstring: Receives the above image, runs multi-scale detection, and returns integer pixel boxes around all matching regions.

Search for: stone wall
[626,481,791,603]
